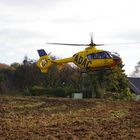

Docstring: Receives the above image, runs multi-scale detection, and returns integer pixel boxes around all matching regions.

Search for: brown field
[0,96,140,140]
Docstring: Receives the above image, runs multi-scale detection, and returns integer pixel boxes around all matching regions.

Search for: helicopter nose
[113,56,122,64]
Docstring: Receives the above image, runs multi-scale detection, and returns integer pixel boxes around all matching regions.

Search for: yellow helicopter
[36,35,122,73]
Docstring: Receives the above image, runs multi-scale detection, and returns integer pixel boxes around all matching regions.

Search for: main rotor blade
[104,42,140,46]
[47,42,140,46]
[47,42,105,46]
[94,44,105,46]
[47,43,90,46]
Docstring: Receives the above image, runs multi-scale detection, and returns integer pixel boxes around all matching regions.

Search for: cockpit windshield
[108,52,121,60]
[109,52,120,57]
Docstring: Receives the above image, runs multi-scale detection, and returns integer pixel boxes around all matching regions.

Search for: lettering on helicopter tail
[74,54,92,68]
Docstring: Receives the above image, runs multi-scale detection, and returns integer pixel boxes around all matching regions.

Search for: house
[128,77,140,95]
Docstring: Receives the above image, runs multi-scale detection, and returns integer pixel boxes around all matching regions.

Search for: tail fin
[37,49,47,57]
[36,49,53,73]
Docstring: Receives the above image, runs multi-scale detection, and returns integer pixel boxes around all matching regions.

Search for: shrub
[28,86,46,96]
[23,86,46,96]
[23,88,31,96]
[63,86,80,97]
[122,87,132,100]
[46,87,79,97]
[23,85,81,97]
[51,87,66,97]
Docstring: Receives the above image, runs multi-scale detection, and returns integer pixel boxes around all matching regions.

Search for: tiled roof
[128,77,140,95]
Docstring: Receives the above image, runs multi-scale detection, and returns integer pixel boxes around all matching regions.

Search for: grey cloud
[0,0,64,8]
[51,16,91,24]
[0,14,36,24]
[0,0,50,5]
[112,30,140,42]
[0,28,51,52]
[0,28,45,40]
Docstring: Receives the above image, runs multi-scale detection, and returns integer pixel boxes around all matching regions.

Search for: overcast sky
[0,0,140,75]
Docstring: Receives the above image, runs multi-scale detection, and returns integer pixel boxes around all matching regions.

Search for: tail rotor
[36,49,53,73]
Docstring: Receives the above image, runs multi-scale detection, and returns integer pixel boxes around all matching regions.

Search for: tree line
[0,56,132,99]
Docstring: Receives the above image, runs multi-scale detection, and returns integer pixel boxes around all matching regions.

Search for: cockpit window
[109,52,120,57]
[87,52,110,60]
[108,52,120,59]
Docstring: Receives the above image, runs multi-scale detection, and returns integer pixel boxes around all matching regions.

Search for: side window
[87,52,110,59]
[93,53,101,59]
[100,52,110,59]
[87,53,101,59]
[87,54,92,59]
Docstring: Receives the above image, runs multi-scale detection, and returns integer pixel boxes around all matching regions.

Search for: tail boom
[36,49,73,73]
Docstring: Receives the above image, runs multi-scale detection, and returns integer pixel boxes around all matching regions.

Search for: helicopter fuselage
[72,47,122,70]
[36,47,122,73]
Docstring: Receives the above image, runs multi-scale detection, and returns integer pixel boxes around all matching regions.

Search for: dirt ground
[0,96,140,140]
